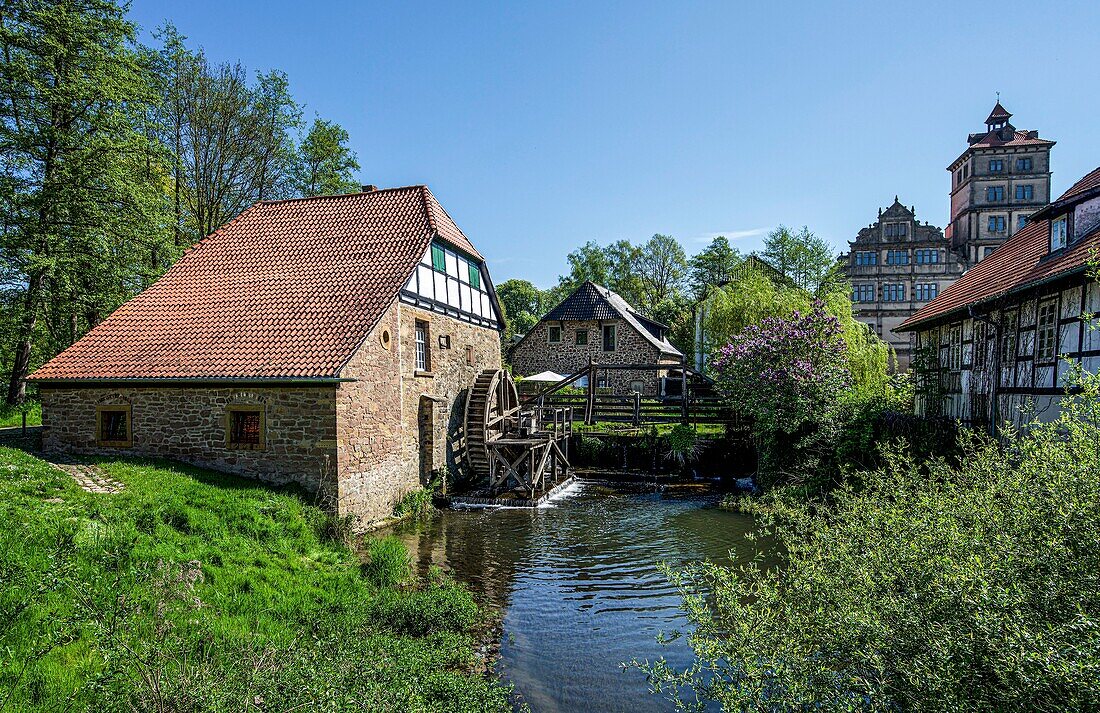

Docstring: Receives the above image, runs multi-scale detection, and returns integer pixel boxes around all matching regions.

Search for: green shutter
[431,244,446,271]
[468,262,481,289]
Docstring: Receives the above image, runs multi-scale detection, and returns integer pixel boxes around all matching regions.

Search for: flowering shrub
[712,300,851,487]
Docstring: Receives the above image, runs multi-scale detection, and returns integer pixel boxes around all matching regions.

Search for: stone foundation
[39,385,338,494]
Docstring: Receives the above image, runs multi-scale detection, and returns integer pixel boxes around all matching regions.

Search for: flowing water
[388,480,761,712]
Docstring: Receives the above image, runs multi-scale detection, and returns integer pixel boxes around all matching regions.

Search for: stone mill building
[30,185,504,526]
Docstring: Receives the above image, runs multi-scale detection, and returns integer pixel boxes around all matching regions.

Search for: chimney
[361,184,378,193]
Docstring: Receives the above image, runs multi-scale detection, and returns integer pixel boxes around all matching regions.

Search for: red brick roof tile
[899,167,1100,332]
[31,186,481,381]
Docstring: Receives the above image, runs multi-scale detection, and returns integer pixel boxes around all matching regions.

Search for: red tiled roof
[968,129,1053,149]
[31,186,482,381]
[1058,166,1100,203]
[898,168,1100,332]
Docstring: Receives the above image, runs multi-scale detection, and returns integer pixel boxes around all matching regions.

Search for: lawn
[0,399,41,428]
[0,447,512,712]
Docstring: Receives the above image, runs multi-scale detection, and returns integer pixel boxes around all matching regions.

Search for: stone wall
[335,299,501,526]
[39,385,338,493]
[511,318,672,395]
[39,298,502,530]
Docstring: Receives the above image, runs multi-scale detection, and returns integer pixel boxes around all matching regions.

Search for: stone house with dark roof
[30,185,504,526]
[510,281,683,395]
[898,165,1100,431]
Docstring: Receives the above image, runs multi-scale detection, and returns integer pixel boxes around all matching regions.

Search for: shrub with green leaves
[641,368,1100,711]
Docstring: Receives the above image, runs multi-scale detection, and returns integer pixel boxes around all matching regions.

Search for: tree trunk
[7,270,44,405]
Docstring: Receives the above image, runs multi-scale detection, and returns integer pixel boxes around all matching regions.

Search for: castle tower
[946,101,1055,264]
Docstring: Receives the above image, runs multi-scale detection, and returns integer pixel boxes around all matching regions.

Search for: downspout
[968,305,999,440]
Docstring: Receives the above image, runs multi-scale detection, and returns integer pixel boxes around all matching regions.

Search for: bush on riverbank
[643,368,1100,711]
[0,448,511,711]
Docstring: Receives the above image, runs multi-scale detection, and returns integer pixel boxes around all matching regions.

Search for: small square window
[438,334,451,349]
[1016,157,1033,172]
[575,329,588,346]
[226,406,264,449]
[989,159,1004,173]
[96,405,131,447]
[548,325,562,343]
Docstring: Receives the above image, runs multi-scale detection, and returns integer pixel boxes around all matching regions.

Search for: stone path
[50,458,125,494]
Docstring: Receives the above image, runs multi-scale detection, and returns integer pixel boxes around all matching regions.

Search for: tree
[0,0,172,403]
[688,235,740,299]
[557,240,613,294]
[712,301,851,486]
[251,70,302,201]
[635,234,688,312]
[293,118,360,197]
[496,278,547,341]
[762,225,835,293]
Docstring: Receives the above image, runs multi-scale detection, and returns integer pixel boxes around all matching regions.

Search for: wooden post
[585,358,596,425]
[632,392,641,427]
[680,361,689,424]
[21,411,27,436]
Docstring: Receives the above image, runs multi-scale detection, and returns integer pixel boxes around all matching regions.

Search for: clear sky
[128,0,1100,289]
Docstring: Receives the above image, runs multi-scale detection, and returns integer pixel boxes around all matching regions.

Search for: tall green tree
[688,235,740,299]
[252,70,302,201]
[0,0,172,404]
[635,233,688,312]
[762,225,836,293]
[293,118,360,197]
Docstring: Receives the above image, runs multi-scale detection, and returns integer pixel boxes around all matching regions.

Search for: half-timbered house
[897,166,1100,430]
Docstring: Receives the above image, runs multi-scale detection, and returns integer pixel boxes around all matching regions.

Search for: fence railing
[535,393,729,426]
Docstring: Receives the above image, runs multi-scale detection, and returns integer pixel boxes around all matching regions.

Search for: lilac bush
[713,300,851,487]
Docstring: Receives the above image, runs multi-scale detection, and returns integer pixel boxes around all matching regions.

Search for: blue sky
[128,0,1100,289]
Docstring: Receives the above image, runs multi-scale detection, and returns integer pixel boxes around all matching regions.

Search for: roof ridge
[258,185,428,206]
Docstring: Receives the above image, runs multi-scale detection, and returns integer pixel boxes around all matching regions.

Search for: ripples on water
[390,481,760,713]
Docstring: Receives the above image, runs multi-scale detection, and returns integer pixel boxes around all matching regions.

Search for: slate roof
[538,281,683,357]
[898,167,1100,332]
[985,100,1012,124]
[31,186,484,381]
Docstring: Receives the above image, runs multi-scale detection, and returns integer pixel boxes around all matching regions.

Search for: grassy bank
[0,447,511,711]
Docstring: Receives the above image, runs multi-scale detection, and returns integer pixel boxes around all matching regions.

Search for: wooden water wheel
[464,368,520,478]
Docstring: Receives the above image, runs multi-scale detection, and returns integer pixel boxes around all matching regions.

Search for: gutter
[33,377,355,388]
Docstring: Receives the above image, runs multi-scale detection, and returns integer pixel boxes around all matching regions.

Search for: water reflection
[389,482,759,713]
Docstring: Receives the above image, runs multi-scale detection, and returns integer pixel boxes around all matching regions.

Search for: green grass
[0,448,511,711]
[0,399,41,428]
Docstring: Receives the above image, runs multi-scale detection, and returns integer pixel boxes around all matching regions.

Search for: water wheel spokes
[463,368,519,479]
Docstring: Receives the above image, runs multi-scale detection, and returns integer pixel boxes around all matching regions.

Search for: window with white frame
[852,283,874,303]
[948,326,962,371]
[1050,216,1067,251]
[882,283,905,302]
[415,320,429,371]
[1037,301,1058,362]
[886,249,909,265]
[915,249,940,264]
[914,283,938,301]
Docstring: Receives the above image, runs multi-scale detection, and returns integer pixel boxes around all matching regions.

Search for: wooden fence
[533,393,729,426]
